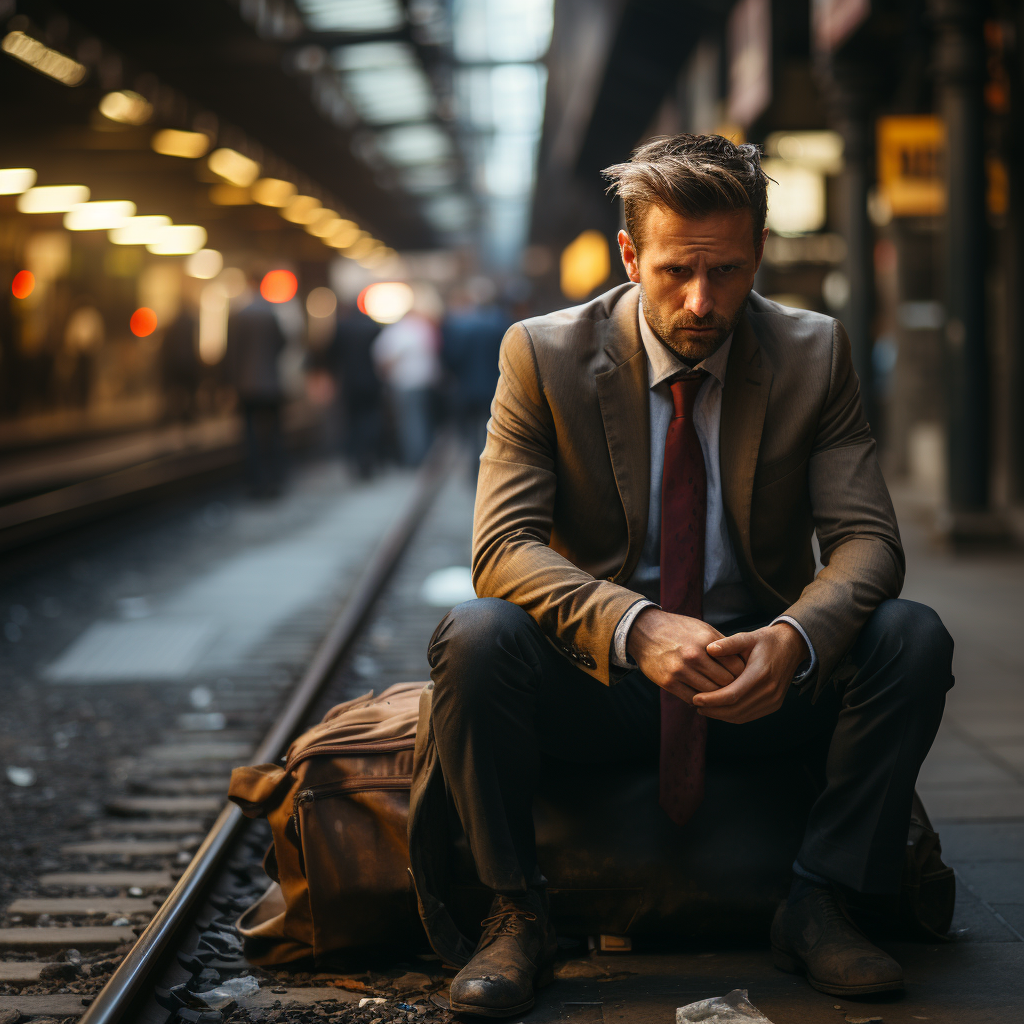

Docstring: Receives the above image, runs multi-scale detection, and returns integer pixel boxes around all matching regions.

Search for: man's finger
[692,663,764,707]
[660,679,698,704]
[706,631,755,657]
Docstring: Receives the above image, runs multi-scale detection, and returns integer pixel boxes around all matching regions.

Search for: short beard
[641,291,746,364]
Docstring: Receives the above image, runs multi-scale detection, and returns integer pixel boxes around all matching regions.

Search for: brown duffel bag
[228,681,955,966]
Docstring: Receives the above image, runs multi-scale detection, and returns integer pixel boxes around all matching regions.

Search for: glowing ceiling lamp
[306,210,341,237]
[152,129,211,159]
[251,178,297,207]
[146,225,208,255]
[64,200,137,231]
[281,194,322,224]
[0,168,37,195]
[99,90,153,125]
[108,215,172,245]
[17,184,90,213]
[2,31,86,86]
[208,148,261,188]
[326,220,361,248]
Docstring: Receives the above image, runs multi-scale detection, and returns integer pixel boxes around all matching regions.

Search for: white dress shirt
[610,303,816,678]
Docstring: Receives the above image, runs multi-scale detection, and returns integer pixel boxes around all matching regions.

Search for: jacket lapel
[720,311,772,580]
[595,287,650,582]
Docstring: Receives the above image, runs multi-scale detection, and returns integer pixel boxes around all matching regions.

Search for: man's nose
[683,277,713,318]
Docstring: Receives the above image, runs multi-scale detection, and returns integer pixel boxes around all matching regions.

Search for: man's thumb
[707,632,749,655]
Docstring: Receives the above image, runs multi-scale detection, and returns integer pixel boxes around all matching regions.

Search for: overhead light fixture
[99,90,153,125]
[109,215,172,245]
[294,0,404,33]
[209,183,252,206]
[17,184,91,213]
[251,178,297,207]
[64,200,137,231]
[146,225,208,255]
[208,148,261,188]
[152,129,211,159]
[185,249,224,280]
[2,30,87,86]
[344,236,378,260]
[560,230,610,300]
[281,194,322,224]
[452,0,554,63]
[0,168,37,195]
[306,210,340,237]
[326,219,361,248]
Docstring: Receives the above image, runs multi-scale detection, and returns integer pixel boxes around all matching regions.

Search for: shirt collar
[637,299,733,390]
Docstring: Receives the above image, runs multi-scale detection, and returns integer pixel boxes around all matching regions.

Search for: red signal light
[260,269,297,304]
[130,307,158,337]
[12,270,34,299]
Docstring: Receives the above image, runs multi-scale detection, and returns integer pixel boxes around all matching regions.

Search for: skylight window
[334,42,434,124]
[377,124,452,165]
[295,0,404,33]
[453,0,553,62]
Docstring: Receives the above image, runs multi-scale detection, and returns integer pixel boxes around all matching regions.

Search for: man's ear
[618,229,641,283]
[753,227,769,272]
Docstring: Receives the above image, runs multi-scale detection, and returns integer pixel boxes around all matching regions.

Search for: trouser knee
[428,598,538,710]
[855,599,954,703]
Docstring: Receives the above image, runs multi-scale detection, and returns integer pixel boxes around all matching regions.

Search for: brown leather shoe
[771,886,905,997]
[449,890,557,1018]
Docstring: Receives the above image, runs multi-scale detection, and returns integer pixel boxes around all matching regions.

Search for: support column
[930,0,1005,539]
[818,62,877,434]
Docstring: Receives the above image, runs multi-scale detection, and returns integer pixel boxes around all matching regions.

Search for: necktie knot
[669,371,705,420]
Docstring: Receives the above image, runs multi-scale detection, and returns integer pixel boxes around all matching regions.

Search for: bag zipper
[284,738,414,774]
[291,775,413,835]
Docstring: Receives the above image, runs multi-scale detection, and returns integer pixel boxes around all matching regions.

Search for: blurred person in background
[225,273,287,498]
[442,276,508,477]
[372,283,442,467]
[161,305,200,423]
[311,299,385,479]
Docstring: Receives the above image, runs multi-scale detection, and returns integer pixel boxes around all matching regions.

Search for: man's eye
[715,265,737,274]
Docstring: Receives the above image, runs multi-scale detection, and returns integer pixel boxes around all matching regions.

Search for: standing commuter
[441,278,508,476]
[225,277,287,497]
[372,286,442,467]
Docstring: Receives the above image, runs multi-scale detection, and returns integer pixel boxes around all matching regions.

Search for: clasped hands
[626,608,809,724]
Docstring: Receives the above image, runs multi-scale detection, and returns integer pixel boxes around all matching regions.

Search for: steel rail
[79,442,453,1024]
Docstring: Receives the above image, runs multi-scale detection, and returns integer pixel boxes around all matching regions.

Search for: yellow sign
[877,115,946,217]
[560,230,610,300]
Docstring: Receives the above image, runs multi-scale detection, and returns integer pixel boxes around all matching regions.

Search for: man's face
[618,206,767,362]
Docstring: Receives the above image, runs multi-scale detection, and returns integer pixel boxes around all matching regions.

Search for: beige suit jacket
[472,283,905,696]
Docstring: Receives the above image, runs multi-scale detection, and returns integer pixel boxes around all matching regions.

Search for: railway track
[1,446,460,1024]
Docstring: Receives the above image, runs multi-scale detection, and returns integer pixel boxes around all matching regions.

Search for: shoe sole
[771,946,905,997]
[449,965,554,1019]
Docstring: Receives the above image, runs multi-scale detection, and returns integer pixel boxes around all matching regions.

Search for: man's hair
[602,134,769,252]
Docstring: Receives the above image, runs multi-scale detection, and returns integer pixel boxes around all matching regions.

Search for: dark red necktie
[659,371,707,827]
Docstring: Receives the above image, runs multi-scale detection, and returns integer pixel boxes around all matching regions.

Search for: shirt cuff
[771,614,817,682]
[612,599,657,668]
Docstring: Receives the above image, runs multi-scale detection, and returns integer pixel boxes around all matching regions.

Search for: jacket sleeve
[471,324,645,684]
[783,319,905,694]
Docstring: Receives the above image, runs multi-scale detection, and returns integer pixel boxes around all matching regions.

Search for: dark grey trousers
[427,598,954,896]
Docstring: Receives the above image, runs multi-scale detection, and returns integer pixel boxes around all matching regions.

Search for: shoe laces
[479,898,538,942]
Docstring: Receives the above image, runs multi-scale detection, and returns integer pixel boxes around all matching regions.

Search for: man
[424,135,953,1017]
[225,277,287,497]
